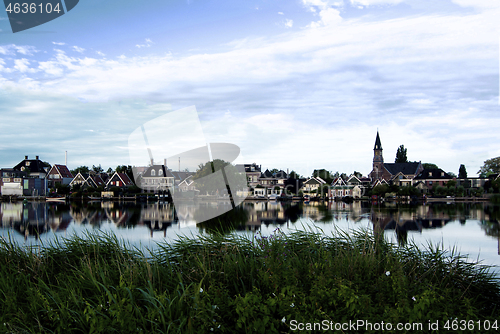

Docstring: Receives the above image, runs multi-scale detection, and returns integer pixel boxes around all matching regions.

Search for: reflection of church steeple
[372,131,384,179]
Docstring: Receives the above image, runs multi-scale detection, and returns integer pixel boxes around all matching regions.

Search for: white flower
[282,316,286,323]
[200,288,204,293]
[385,271,390,276]
[290,303,295,307]
[412,296,416,301]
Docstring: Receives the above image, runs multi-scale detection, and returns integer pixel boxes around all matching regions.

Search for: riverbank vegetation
[1,229,499,333]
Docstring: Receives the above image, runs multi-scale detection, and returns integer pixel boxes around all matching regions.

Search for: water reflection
[1,200,500,267]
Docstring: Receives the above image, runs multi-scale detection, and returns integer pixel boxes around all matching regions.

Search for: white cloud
[349,0,404,6]
[451,0,500,9]
[52,42,65,45]
[0,6,499,174]
[96,51,105,56]
[72,46,85,53]
[278,12,284,15]
[302,0,343,27]
[136,38,153,48]
[13,59,36,73]
[284,19,294,28]
[0,44,38,56]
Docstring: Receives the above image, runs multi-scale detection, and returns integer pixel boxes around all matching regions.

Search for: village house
[13,155,50,179]
[301,176,326,196]
[46,164,74,189]
[413,168,453,194]
[106,172,135,189]
[330,175,365,199]
[138,165,174,193]
[235,163,261,189]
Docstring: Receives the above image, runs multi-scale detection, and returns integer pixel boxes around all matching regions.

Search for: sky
[0,0,499,178]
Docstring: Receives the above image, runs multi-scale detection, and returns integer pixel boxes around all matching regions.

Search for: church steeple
[374,131,382,151]
[371,131,384,180]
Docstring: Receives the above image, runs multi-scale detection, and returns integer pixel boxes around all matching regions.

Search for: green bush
[1,230,498,333]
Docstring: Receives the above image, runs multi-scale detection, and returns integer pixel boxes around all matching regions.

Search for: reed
[1,228,499,333]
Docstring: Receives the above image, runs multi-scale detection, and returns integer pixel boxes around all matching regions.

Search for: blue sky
[0,0,499,177]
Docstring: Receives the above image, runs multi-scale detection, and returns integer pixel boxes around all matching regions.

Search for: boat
[46,197,66,202]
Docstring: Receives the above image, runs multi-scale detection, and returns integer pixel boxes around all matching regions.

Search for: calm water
[1,200,499,273]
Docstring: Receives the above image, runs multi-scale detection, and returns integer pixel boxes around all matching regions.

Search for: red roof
[52,164,73,178]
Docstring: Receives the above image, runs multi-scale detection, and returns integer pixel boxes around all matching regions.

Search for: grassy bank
[1,229,499,333]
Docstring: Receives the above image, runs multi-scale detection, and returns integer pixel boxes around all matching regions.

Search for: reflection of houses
[371,204,453,241]
[139,165,174,193]
[139,203,177,235]
[1,202,49,238]
[369,132,424,183]
[105,207,133,227]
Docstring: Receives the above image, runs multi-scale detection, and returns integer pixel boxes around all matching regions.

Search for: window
[151,169,156,176]
[159,169,163,176]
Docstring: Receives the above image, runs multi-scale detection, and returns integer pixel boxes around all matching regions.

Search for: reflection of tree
[283,203,303,223]
[197,206,249,234]
[317,203,333,223]
[479,220,500,238]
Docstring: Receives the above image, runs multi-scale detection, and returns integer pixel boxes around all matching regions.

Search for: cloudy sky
[0,0,498,177]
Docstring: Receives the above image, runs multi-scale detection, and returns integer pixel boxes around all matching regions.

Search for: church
[368,131,424,183]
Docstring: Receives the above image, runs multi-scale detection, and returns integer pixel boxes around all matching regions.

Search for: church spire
[374,131,382,150]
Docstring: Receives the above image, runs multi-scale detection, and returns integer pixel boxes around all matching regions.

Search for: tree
[92,164,104,174]
[395,145,408,163]
[116,165,135,183]
[313,169,334,183]
[71,166,89,175]
[422,163,439,169]
[269,168,279,175]
[193,159,246,195]
[478,157,500,177]
[459,164,467,179]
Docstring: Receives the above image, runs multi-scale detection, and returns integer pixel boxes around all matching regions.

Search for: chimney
[25,155,28,159]
[65,151,67,166]
[36,155,39,160]
[164,158,166,167]
[150,158,154,166]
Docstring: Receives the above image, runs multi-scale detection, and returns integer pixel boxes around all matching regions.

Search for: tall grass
[0,228,499,333]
